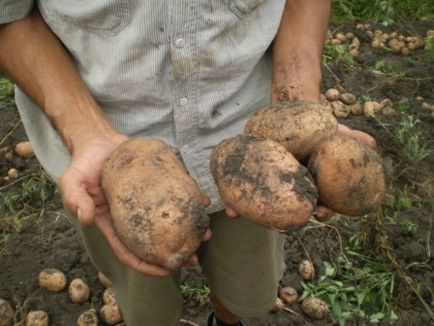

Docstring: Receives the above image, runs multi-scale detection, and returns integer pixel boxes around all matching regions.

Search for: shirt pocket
[225,0,266,19]
[38,0,131,36]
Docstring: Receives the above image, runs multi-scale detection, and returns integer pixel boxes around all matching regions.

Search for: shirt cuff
[0,0,34,24]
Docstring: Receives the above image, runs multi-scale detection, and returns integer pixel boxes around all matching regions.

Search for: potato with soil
[210,135,318,232]
[77,309,98,326]
[38,268,67,292]
[301,297,329,319]
[100,304,122,325]
[244,101,337,160]
[69,278,90,303]
[308,135,386,216]
[26,311,49,326]
[101,139,209,271]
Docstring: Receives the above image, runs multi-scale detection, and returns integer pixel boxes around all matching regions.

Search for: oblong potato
[210,135,318,232]
[102,139,209,270]
[308,135,386,216]
[244,101,338,160]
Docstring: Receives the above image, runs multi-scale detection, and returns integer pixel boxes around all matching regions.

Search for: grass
[0,77,14,103]
[370,60,400,77]
[180,283,210,305]
[323,43,356,70]
[300,235,397,325]
[425,38,434,64]
[332,0,434,24]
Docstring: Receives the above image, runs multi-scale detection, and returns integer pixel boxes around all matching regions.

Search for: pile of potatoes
[0,141,34,182]
[321,88,396,119]
[326,30,361,58]
[210,101,386,232]
[273,260,329,320]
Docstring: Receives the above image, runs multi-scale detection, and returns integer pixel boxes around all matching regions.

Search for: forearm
[271,0,331,103]
[0,9,119,153]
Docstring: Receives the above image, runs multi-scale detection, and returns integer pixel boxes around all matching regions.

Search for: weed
[370,60,400,77]
[323,43,356,70]
[300,238,398,325]
[425,38,434,64]
[0,77,14,103]
[180,283,210,305]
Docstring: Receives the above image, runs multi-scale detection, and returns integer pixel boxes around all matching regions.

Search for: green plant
[300,247,398,325]
[323,43,356,70]
[180,283,210,304]
[0,77,14,102]
[370,60,400,77]
[425,38,434,64]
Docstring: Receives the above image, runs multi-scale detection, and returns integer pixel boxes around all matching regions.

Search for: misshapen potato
[308,135,386,216]
[76,309,98,326]
[102,139,209,270]
[244,101,337,160]
[26,311,49,326]
[210,135,318,232]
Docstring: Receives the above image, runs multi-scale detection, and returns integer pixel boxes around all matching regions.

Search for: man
[0,1,375,325]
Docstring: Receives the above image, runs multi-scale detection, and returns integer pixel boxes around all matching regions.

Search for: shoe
[206,312,244,326]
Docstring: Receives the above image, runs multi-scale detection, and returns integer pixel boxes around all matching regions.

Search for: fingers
[225,206,239,218]
[59,167,95,226]
[202,228,212,242]
[94,214,170,277]
[337,124,377,149]
[314,206,334,222]
[201,194,210,207]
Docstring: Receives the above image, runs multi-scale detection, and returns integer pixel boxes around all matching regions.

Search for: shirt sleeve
[0,0,34,24]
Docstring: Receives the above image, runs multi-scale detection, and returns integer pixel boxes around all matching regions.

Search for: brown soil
[1,20,433,326]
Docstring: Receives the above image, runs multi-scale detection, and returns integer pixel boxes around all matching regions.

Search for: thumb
[59,168,96,226]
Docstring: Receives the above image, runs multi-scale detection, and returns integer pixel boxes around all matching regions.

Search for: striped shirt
[1,0,286,213]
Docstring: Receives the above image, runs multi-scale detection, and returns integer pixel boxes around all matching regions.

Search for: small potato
[335,32,347,42]
[349,48,359,57]
[401,47,410,56]
[38,268,67,292]
[371,39,384,49]
[244,101,338,160]
[7,169,17,179]
[301,297,329,320]
[332,101,350,119]
[363,101,376,117]
[102,139,209,270]
[350,103,363,115]
[382,106,396,117]
[0,298,13,326]
[271,297,285,312]
[26,310,49,326]
[331,38,341,45]
[346,32,354,39]
[298,259,315,280]
[77,309,98,326]
[103,288,116,305]
[421,102,434,111]
[100,304,122,325]
[278,287,298,305]
[14,141,34,159]
[97,272,112,288]
[340,93,356,105]
[308,135,386,216]
[325,88,340,101]
[4,151,13,161]
[69,278,90,304]
[210,135,318,232]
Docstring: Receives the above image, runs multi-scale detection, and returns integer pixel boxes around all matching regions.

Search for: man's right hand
[59,134,173,276]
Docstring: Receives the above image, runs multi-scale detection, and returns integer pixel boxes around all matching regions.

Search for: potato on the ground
[244,101,337,160]
[210,135,318,232]
[38,268,67,292]
[298,259,315,280]
[69,278,90,304]
[77,309,98,326]
[301,297,329,319]
[14,141,34,158]
[100,304,122,325]
[103,288,116,305]
[278,287,298,305]
[0,299,13,326]
[271,297,285,312]
[102,139,209,270]
[308,135,386,216]
[26,310,49,326]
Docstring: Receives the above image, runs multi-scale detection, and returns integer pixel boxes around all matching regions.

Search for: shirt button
[179,97,188,106]
[175,38,185,48]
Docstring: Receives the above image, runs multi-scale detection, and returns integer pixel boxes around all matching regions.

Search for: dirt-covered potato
[210,135,318,232]
[77,309,98,326]
[298,259,315,280]
[278,287,298,305]
[301,297,329,319]
[308,135,386,216]
[271,297,285,312]
[38,268,67,292]
[97,272,112,288]
[100,304,122,325]
[15,141,34,159]
[101,139,209,270]
[26,310,49,326]
[69,278,90,304]
[103,288,116,305]
[244,101,337,161]
[0,298,13,326]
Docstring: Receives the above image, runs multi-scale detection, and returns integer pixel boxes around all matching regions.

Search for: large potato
[308,135,386,216]
[210,135,317,232]
[244,101,337,160]
[102,139,209,270]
